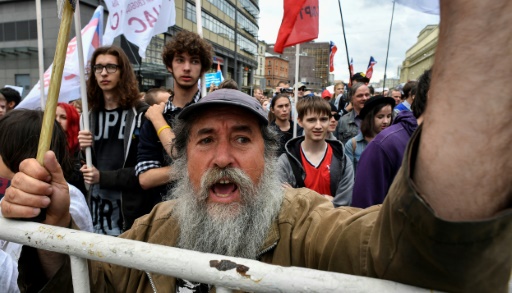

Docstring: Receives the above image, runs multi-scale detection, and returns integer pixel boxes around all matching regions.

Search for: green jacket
[19,128,512,293]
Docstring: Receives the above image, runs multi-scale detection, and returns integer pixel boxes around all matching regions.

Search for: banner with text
[17,6,104,110]
[103,0,176,58]
[204,71,224,88]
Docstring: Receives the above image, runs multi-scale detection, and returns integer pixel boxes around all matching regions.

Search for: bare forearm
[415,0,512,220]
[150,116,175,157]
[139,166,172,190]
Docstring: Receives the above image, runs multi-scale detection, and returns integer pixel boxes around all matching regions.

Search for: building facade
[266,41,330,92]
[264,54,289,90]
[400,24,438,82]
[253,40,267,90]
[0,0,259,98]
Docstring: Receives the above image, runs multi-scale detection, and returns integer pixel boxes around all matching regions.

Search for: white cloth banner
[395,0,439,15]
[103,0,176,58]
[17,6,104,110]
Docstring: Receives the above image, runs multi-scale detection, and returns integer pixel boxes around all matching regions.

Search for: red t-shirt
[300,144,333,196]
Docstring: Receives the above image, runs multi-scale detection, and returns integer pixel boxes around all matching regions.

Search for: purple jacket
[351,111,418,208]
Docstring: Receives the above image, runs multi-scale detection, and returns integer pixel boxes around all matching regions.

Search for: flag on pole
[103,0,176,58]
[217,62,224,83]
[348,57,355,84]
[329,41,337,72]
[349,58,354,77]
[17,6,104,110]
[274,0,319,54]
[395,0,439,15]
[365,56,377,80]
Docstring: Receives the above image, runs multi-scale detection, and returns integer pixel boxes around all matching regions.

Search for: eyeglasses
[93,64,119,74]
[332,113,341,121]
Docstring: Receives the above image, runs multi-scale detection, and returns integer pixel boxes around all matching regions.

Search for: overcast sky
[257,0,439,83]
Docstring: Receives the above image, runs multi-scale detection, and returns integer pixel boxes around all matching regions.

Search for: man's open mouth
[211,179,238,198]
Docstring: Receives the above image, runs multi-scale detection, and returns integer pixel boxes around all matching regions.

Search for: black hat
[359,95,395,119]
[178,89,268,123]
[352,72,370,83]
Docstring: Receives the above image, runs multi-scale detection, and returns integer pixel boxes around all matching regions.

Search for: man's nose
[183,61,191,70]
[212,140,234,169]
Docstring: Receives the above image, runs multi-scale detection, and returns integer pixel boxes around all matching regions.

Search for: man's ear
[7,101,15,110]
[167,66,172,74]
[297,118,303,128]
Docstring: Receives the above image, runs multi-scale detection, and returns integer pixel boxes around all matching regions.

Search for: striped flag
[348,58,354,86]
[349,58,354,77]
[217,63,224,83]
[365,56,377,80]
[329,41,337,72]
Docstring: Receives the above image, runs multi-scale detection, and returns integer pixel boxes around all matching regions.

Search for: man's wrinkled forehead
[187,104,261,129]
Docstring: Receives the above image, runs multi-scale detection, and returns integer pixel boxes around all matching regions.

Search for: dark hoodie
[351,111,418,208]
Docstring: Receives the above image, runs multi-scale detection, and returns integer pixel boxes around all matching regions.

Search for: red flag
[365,56,377,80]
[274,0,319,54]
[329,41,337,72]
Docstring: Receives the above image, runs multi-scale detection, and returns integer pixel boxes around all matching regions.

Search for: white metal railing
[0,217,438,292]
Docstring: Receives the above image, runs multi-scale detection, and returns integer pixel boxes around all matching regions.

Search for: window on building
[239,0,260,18]
[237,34,257,55]
[142,34,165,66]
[15,74,31,97]
[185,2,234,41]
[206,0,236,19]
[0,20,38,42]
[237,12,258,38]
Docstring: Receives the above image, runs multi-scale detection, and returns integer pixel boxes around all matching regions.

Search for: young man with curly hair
[134,30,213,228]
[78,45,148,235]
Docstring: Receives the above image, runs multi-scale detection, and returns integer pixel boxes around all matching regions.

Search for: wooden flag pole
[36,0,75,165]
[32,0,75,222]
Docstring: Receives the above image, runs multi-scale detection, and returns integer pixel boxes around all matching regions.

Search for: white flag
[17,6,104,110]
[395,0,439,15]
[103,0,176,58]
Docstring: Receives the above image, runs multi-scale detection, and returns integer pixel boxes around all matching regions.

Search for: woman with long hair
[56,102,86,195]
[344,95,395,172]
[56,102,80,153]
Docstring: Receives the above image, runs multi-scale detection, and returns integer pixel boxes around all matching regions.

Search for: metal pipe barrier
[0,217,438,292]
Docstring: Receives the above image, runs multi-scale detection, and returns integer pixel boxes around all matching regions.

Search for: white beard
[170,156,284,259]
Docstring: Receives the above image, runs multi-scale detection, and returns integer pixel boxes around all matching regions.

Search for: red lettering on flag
[129,17,147,33]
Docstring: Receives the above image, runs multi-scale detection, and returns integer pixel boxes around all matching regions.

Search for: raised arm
[1,151,71,278]
[414,0,512,221]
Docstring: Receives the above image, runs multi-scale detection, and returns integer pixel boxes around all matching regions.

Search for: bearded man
[3,4,512,286]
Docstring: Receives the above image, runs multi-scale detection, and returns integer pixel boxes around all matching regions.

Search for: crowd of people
[1,0,512,290]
